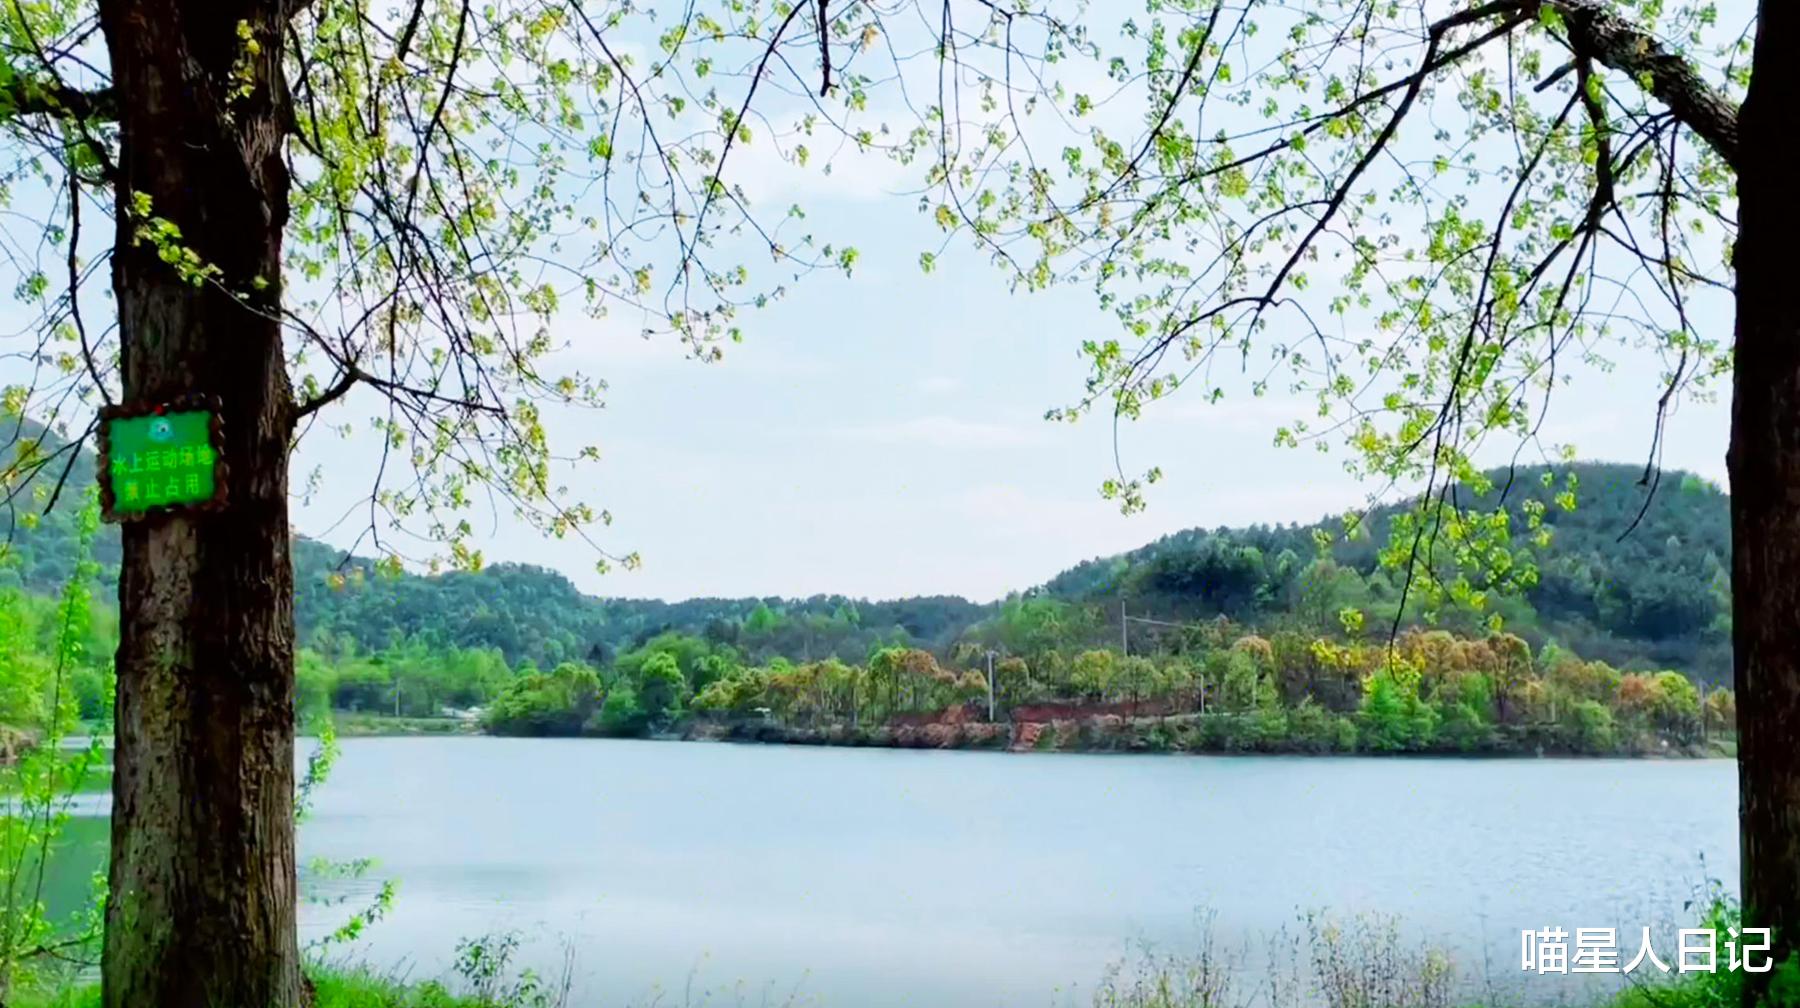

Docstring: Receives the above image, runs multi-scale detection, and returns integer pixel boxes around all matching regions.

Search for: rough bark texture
[1552,0,1741,168]
[96,2,302,1006]
[1731,2,1800,999]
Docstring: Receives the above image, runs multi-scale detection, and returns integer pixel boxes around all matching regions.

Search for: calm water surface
[62,738,1739,1006]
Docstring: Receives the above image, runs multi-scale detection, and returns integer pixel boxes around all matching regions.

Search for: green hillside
[0,418,990,667]
[0,418,1732,684]
[1045,463,1731,684]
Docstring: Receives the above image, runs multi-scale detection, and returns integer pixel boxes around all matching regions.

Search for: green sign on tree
[98,396,227,522]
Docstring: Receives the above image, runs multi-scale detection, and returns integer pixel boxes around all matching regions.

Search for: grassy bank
[1086,907,1794,1008]
[12,947,1784,1008]
[16,966,501,1008]
[2,971,1767,1008]
[6,901,1786,1008]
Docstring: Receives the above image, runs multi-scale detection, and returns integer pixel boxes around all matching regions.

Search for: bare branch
[294,368,359,419]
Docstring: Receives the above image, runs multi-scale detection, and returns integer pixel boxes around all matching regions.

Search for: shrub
[1570,700,1618,755]
[589,681,648,737]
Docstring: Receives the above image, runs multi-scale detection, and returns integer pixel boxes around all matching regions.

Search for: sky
[288,160,1735,604]
[2,2,1742,606]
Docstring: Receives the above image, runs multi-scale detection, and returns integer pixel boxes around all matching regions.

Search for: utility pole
[985,650,997,722]
[1699,682,1708,746]
[1121,599,1128,656]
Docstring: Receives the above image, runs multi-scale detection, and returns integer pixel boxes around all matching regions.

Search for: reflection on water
[49,738,1737,1007]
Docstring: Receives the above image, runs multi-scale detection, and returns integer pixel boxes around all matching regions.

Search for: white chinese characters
[1522,927,1772,975]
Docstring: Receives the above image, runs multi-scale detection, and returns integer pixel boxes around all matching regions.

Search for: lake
[52,738,1738,1007]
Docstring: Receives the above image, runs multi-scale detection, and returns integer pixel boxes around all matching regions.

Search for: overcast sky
[289,154,1735,603]
[2,6,1739,605]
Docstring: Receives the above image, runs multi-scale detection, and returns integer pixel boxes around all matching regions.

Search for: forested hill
[290,544,989,670]
[0,417,1731,683]
[1046,464,1731,683]
[0,418,991,666]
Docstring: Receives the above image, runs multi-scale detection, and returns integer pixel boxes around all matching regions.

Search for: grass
[1085,904,1800,1008]
[310,965,506,1007]
[9,953,1794,1008]
[9,930,574,1007]
[13,965,513,1008]
[10,906,1797,1008]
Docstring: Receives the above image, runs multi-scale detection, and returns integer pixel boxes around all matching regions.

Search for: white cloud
[829,415,1047,448]
[917,375,961,396]
[950,483,1106,529]
[940,484,1179,571]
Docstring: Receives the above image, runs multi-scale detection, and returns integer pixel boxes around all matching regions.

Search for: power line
[1123,604,1226,636]
[1124,614,1215,631]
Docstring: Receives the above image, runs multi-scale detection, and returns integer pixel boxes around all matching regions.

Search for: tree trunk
[1731,3,1800,997]
[97,2,302,1006]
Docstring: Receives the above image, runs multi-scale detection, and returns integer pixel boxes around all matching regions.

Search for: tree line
[284,597,1731,758]
[1,429,1738,689]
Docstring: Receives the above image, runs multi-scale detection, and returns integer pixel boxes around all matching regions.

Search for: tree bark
[1553,0,1741,168]
[1730,3,1800,999]
[97,2,302,1006]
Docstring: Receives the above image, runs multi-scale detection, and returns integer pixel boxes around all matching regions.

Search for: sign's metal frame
[96,393,229,524]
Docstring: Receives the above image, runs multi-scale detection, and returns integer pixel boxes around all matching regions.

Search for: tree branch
[293,358,503,419]
[295,368,359,419]
[817,0,830,96]
[0,77,115,121]
[1548,0,1739,168]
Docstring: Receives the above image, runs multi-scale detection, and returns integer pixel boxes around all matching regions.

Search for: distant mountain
[291,540,990,668]
[1042,462,1730,683]
[0,417,1732,682]
[0,417,992,666]
[0,415,123,588]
